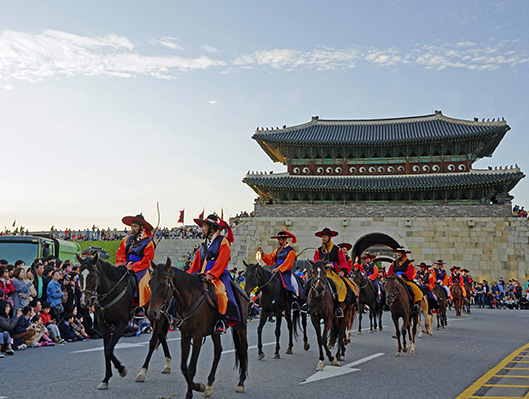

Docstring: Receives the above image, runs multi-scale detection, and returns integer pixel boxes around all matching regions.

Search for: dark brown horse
[76,253,132,390]
[307,260,354,370]
[450,283,464,317]
[464,283,473,314]
[384,275,418,357]
[242,261,309,360]
[148,258,248,399]
[432,284,448,329]
[351,270,383,334]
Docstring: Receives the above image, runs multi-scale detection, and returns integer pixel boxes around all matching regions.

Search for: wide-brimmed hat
[338,243,352,251]
[392,247,411,254]
[194,214,234,243]
[361,253,376,260]
[461,268,470,273]
[122,214,153,231]
[315,227,339,238]
[270,230,297,244]
[450,266,460,272]
[436,260,445,265]
[418,262,429,269]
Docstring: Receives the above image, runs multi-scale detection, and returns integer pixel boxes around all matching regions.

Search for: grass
[77,240,122,264]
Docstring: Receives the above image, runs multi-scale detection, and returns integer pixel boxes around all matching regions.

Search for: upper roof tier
[253,111,509,164]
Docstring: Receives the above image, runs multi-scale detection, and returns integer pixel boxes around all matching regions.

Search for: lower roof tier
[243,168,524,205]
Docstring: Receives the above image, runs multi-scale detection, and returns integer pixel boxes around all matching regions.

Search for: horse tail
[292,309,301,339]
[231,328,248,378]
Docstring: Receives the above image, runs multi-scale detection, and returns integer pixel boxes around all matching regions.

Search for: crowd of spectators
[473,277,528,310]
[513,205,528,218]
[155,226,202,240]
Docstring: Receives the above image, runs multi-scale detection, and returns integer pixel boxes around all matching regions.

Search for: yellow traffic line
[456,343,529,399]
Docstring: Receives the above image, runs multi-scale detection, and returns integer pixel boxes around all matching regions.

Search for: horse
[450,283,464,317]
[417,294,432,338]
[242,261,309,360]
[464,283,473,314]
[384,274,419,357]
[76,252,132,390]
[148,258,248,399]
[432,284,448,329]
[307,260,355,370]
[351,270,383,334]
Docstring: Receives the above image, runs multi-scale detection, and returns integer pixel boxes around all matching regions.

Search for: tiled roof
[243,169,524,192]
[253,113,509,146]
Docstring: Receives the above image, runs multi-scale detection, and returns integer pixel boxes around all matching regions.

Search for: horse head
[242,260,263,295]
[76,252,99,308]
[384,274,401,307]
[308,260,327,296]
[148,257,174,323]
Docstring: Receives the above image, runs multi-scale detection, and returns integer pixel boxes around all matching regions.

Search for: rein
[83,263,130,310]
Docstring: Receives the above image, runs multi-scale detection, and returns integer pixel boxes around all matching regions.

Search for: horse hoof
[379,327,383,331]
[258,353,265,360]
[395,352,402,357]
[97,382,109,390]
[273,353,280,359]
[135,368,147,382]
[331,358,341,367]
[161,366,171,374]
[236,385,245,393]
[357,331,362,335]
[410,348,416,354]
[286,348,293,355]
[392,335,397,339]
[338,356,345,362]
[316,361,324,371]
[197,383,206,392]
[304,342,310,351]
[369,330,374,334]
[119,367,127,378]
[204,385,213,397]
[418,333,423,338]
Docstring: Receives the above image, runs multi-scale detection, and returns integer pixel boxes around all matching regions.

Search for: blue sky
[1,1,528,230]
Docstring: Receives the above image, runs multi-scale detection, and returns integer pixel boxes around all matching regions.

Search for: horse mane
[96,258,125,280]
[172,267,204,292]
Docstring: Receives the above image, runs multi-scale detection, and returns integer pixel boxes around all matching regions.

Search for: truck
[0,235,81,265]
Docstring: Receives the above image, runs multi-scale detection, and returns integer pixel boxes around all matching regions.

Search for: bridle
[81,261,129,311]
[385,276,401,306]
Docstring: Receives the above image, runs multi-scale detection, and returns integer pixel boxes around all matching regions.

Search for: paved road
[2,308,528,399]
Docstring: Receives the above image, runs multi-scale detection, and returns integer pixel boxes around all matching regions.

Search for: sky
[1,0,529,230]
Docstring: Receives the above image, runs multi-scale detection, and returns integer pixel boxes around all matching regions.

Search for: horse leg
[186,335,206,399]
[98,325,112,390]
[257,309,268,360]
[401,318,408,353]
[273,313,282,359]
[107,323,127,377]
[378,305,383,331]
[357,306,363,335]
[205,333,222,398]
[312,316,325,371]
[324,318,335,364]
[410,314,418,354]
[302,312,310,351]
[159,322,172,373]
[180,334,193,399]
[369,306,375,333]
[136,326,159,382]
[234,327,248,393]
[417,312,423,338]
[392,314,402,357]
[285,309,294,355]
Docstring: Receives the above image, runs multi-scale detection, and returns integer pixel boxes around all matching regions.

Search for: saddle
[230,279,250,302]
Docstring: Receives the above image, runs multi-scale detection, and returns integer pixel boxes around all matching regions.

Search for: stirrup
[214,319,226,335]
[292,301,300,311]
[335,307,344,318]
[300,303,309,314]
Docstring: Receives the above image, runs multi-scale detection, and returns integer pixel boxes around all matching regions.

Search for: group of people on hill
[513,205,528,218]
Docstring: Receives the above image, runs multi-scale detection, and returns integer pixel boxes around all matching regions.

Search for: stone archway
[351,232,402,261]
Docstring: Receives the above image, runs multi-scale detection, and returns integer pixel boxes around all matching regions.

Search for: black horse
[76,253,132,390]
[243,261,309,360]
[351,270,383,334]
[148,258,248,399]
[432,284,448,329]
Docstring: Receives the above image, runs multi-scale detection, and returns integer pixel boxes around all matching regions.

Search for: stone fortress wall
[229,204,529,283]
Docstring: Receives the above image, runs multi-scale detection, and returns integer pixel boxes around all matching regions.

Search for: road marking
[447,318,473,322]
[70,337,181,354]
[300,353,384,385]
[456,342,529,399]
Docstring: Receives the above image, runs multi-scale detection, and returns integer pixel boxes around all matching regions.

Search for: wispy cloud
[208,100,219,104]
[0,29,225,83]
[203,45,218,54]
[0,29,527,86]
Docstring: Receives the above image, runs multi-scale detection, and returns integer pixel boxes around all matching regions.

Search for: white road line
[300,352,385,385]
[446,318,472,322]
[517,315,529,318]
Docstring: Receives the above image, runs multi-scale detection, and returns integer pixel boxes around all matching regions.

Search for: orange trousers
[211,278,228,315]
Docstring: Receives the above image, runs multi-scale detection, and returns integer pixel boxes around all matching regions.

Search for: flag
[198,208,204,219]
[177,209,185,224]
[12,219,16,227]
[221,208,224,219]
